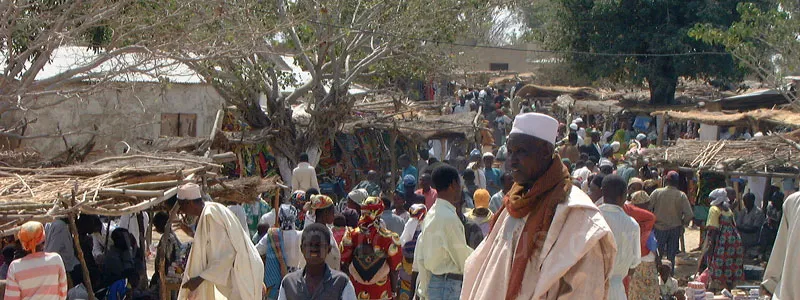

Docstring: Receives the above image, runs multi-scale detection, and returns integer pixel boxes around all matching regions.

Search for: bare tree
[183,0,506,181]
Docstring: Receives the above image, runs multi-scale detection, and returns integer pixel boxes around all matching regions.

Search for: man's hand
[182,276,204,291]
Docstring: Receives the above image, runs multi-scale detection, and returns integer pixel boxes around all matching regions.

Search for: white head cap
[574,117,583,123]
[509,113,559,145]
[482,152,494,159]
[636,133,647,141]
[569,123,578,131]
[347,188,368,206]
[177,183,202,200]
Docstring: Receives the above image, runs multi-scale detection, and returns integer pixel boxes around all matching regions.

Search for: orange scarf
[490,154,572,300]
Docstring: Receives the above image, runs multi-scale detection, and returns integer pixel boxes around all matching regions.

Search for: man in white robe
[762,191,800,300]
[176,183,265,300]
[461,113,616,300]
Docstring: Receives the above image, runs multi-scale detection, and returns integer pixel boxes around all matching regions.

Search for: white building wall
[4,82,224,158]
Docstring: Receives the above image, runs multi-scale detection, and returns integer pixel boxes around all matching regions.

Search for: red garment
[340,226,403,299]
[415,189,438,209]
[624,203,656,256]
[332,226,347,246]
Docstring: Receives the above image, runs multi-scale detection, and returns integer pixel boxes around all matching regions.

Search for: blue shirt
[397,166,419,190]
[484,168,502,195]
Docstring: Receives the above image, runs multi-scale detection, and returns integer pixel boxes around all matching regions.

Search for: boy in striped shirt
[4,221,68,300]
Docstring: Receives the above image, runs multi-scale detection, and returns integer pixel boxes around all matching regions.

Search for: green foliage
[690,2,799,83]
[527,0,761,104]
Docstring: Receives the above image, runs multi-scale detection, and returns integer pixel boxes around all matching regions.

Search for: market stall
[0,152,280,300]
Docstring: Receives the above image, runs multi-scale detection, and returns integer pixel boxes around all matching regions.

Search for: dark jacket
[279,266,352,300]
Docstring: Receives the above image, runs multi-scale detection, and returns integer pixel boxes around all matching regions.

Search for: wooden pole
[67,187,96,300]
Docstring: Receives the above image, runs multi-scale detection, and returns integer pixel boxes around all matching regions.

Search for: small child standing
[278,223,357,300]
[659,260,686,300]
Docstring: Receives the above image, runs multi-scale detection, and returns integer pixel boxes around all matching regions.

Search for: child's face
[301,232,330,266]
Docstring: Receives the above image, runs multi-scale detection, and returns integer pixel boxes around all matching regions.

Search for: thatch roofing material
[489,73,535,86]
[640,131,800,175]
[651,109,800,128]
[341,111,477,141]
[515,84,598,100]
[553,95,622,115]
[0,152,280,236]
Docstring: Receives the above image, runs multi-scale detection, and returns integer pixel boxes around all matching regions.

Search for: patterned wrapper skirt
[628,261,660,300]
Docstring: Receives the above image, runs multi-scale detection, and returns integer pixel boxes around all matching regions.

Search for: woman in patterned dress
[700,188,744,291]
[340,196,403,300]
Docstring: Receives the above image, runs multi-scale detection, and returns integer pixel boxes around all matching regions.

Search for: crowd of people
[1,107,799,300]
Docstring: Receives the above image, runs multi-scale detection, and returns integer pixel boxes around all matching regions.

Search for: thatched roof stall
[0,152,279,235]
[515,84,598,100]
[489,73,536,87]
[341,111,478,142]
[553,95,623,115]
[651,109,800,129]
[639,130,800,177]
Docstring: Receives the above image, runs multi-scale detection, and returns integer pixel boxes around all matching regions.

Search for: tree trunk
[646,58,679,105]
[647,75,678,105]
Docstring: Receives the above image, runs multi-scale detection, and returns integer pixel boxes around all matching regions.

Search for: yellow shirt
[706,205,734,228]
[413,198,474,298]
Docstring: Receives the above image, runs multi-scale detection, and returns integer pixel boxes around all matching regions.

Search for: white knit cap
[574,117,583,123]
[510,113,559,145]
[482,152,494,158]
[347,188,368,206]
[569,123,578,131]
[177,183,202,200]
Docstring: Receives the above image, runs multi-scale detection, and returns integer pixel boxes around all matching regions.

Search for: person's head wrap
[403,175,417,187]
[569,123,578,131]
[628,177,644,188]
[470,148,481,158]
[666,171,680,182]
[610,141,621,152]
[630,191,651,205]
[709,188,729,207]
[18,221,45,253]
[509,113,559,145]
[602,145,614,156]
[177,183,202,200]
[409,203,428,221]
[304,194,333,212]
[289,190,307,206]
[636,133,647,141]
[473,189,491,209]
[358,197,385,229]
[278,205,299,230]
[347,188,368,206]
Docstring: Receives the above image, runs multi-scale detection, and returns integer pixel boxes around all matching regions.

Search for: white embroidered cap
[177,183,202,200]
[509,113,559,145]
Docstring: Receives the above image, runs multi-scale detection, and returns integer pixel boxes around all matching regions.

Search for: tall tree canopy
[690,1,799,107]
[528,0,763,104]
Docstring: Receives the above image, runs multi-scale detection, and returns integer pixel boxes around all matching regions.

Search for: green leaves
[526,0,761,104]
